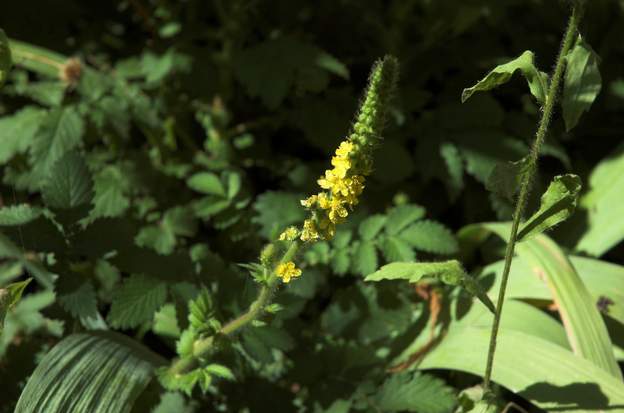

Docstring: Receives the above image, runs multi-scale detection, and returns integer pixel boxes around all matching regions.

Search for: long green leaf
[460,222,622,380]
[16,332,165,413]
[420,327,624,412]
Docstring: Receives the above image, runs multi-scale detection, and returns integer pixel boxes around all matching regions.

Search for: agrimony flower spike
[300,55,399,241]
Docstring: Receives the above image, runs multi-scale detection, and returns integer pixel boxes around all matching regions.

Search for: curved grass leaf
[461,51,549,104]
[460,222,622,379]
[420,327,624,413]
[15,332,165,413]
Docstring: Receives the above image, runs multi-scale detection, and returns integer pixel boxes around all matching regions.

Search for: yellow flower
[301,195,318,208]
[275,261,302,283]
[278,227,299,241]
[331,156,351,178]
[317,193,331,209]
[300,219,320,242]
[335,141,354,157]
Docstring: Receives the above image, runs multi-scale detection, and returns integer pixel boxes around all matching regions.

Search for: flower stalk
[482,5,583,393]
[168,56,399,378]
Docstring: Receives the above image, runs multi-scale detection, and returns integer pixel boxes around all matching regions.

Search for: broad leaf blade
[575,144,624,256]
[15,332,165,413]
[562,36,602,132]
[517,174,581,241]
[420,327,624,413]
[462,51,549,104]
[42,151,94,210]
[462,222,622,379]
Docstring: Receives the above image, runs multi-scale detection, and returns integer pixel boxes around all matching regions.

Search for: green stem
[169,241,300,376]
[482,6,582,393]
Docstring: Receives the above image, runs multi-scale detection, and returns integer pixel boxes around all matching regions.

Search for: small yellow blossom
[275,261,302,283]
[278,227,299,241]
[301,219,320,242]
[301,195,318,208]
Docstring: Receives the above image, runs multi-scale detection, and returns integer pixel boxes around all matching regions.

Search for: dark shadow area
[520,382,624,411]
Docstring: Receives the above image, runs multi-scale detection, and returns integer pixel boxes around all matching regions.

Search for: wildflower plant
[162,56,399,391]
[2,2,624,412]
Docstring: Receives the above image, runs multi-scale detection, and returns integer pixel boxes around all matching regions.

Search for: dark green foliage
[0,1,623,412]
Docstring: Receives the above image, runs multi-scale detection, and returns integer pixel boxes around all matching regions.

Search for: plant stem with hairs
[482,5,583,394]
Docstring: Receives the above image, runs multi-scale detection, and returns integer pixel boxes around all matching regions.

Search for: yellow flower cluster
[300,140,366,241]
[278,226,299,241]
[275,261,302,283]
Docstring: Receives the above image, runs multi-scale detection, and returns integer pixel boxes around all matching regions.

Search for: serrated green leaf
[563,36,602,131]
[352,241,378,276]
[15,332,164,413]
[153,303,181,339]
[373,372,456,413]
[176,329,196,358]
[399,220,459,255]
[253,191,305,239]
[0,204,42,226]
[108,275,168,329]
[332,229,352,249]
[366,260,463,283]
[331,249,351,275]
[0,278,31,333]
[30,106,84,185]
[366,260,494,312]
[385,204,426,235]
[89,165,131,220]
[187,172,225,196]
[358,215,387,240]
[381,236,415,262]
[0,28,11,88]
[58,282,106,330]
[486,156,530,202]
[42,151,94,210]
[518,174,581,241]
[0,106,46,164]
[136,206,197,255]
[462,50,548,104]
[204,364,235,381]
[233,36,345,109]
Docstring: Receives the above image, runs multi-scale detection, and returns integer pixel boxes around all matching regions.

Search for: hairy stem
[169,241,300,376]
[482,5,582,393]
